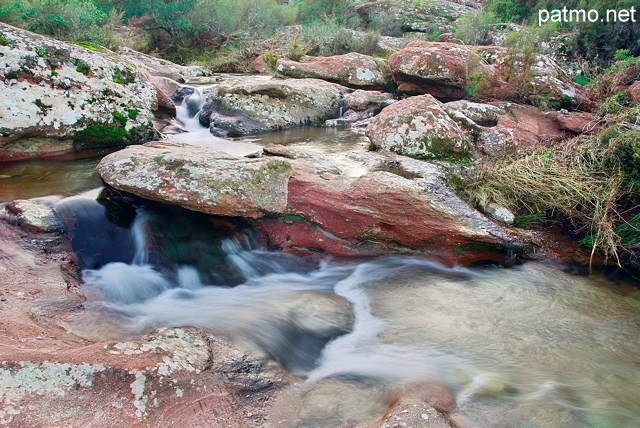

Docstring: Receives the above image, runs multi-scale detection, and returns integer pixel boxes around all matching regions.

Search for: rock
[198,75,350,136]
[352,0,478,35]
[379,401,452,428]
[367,98,598,160]
[344,90,395,112]
[149,76,181,98]
[97,141,291,218]
[626,81,640,104]
[457,373,516,406]
[0,23,158,162]
[366,95,471,160]
[3,199,63,233]
[118,47,211,80]
[388,40,593,110]
[276,53,390,89]
[484,203,515,225]
[269,377,391,427]
[0,221,291,427]
[258,150,523,265]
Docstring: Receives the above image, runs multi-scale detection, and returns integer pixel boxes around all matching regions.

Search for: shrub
[455,9,498,45]
[457,103,640,268]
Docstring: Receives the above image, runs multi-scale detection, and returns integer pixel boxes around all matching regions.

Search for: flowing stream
[1,85,639,427]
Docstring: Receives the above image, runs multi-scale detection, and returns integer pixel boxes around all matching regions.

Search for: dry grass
[461,114,640,268]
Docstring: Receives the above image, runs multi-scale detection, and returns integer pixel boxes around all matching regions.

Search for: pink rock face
[365,96,598,161]
[388,40,593,111]
[276,53,390,89]
[365,94,470,160]
[627,81,640,103]
[0,221,290,427]
[258,152,523,266]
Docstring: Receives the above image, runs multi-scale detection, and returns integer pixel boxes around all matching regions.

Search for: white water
[68,87,640,426]
[170,87,264,156]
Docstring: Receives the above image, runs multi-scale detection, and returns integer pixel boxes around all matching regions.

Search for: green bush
[0,0,110,45]
[454,9,498,45]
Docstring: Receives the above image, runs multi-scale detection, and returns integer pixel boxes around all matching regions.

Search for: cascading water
[37,83,639,427]
[170,86,264,156]
[68,194,640,426]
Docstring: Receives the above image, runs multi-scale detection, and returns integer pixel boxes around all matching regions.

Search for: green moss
[453,243,500,254]
[76,64,90,75]
[112,67,136,84]
[34,47,49,57]
[277,214,304,221]
[73,124,128,148]
[422,136,471,163]
[126,108,139,120]
[0,31,9,46]
[68,41,108,52]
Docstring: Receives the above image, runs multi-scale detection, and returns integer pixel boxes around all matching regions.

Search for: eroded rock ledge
[97,142,525,265]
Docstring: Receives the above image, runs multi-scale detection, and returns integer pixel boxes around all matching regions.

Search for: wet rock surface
[0,23,158,162]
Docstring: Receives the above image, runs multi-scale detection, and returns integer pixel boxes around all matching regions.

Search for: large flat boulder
[388,40,593,110]
[198,76,350,137]
[258,148,523,265]
[97,141,291,218]
[276,53,390,89]
[0,23,158,162]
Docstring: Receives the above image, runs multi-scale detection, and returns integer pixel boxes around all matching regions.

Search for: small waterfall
[175,87,206,132]
[130,207,150,266]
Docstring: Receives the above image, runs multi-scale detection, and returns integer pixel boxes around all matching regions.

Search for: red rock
[626,81,640,103]
[258,152,523,265]
[366,95,470,160]
[0,221,291,426]
[276,53,390,89]
[388,40,593,111]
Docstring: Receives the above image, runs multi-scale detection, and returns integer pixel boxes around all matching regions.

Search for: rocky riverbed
[1,17,639,428]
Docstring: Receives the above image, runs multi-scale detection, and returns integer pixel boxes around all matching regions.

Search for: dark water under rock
[1,88,639,427]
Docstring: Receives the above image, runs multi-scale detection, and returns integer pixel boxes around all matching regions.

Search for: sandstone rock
[484,203,515,225]
[388,40,593,110]
[276,53,390,89]
[325,90,395,128]
[368,97,598,160]
[3,199,63,233]
[0,23,158,162]
[379,401,452,428]
[352,0,478,35]
[97,141,291,218]
[626,81,640,104]
[0,221,291,427]
[198,76,350,136]
[118,47,210,80]
[366,95,471,160]
[258,150,523,265]
[344,90,395,112]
